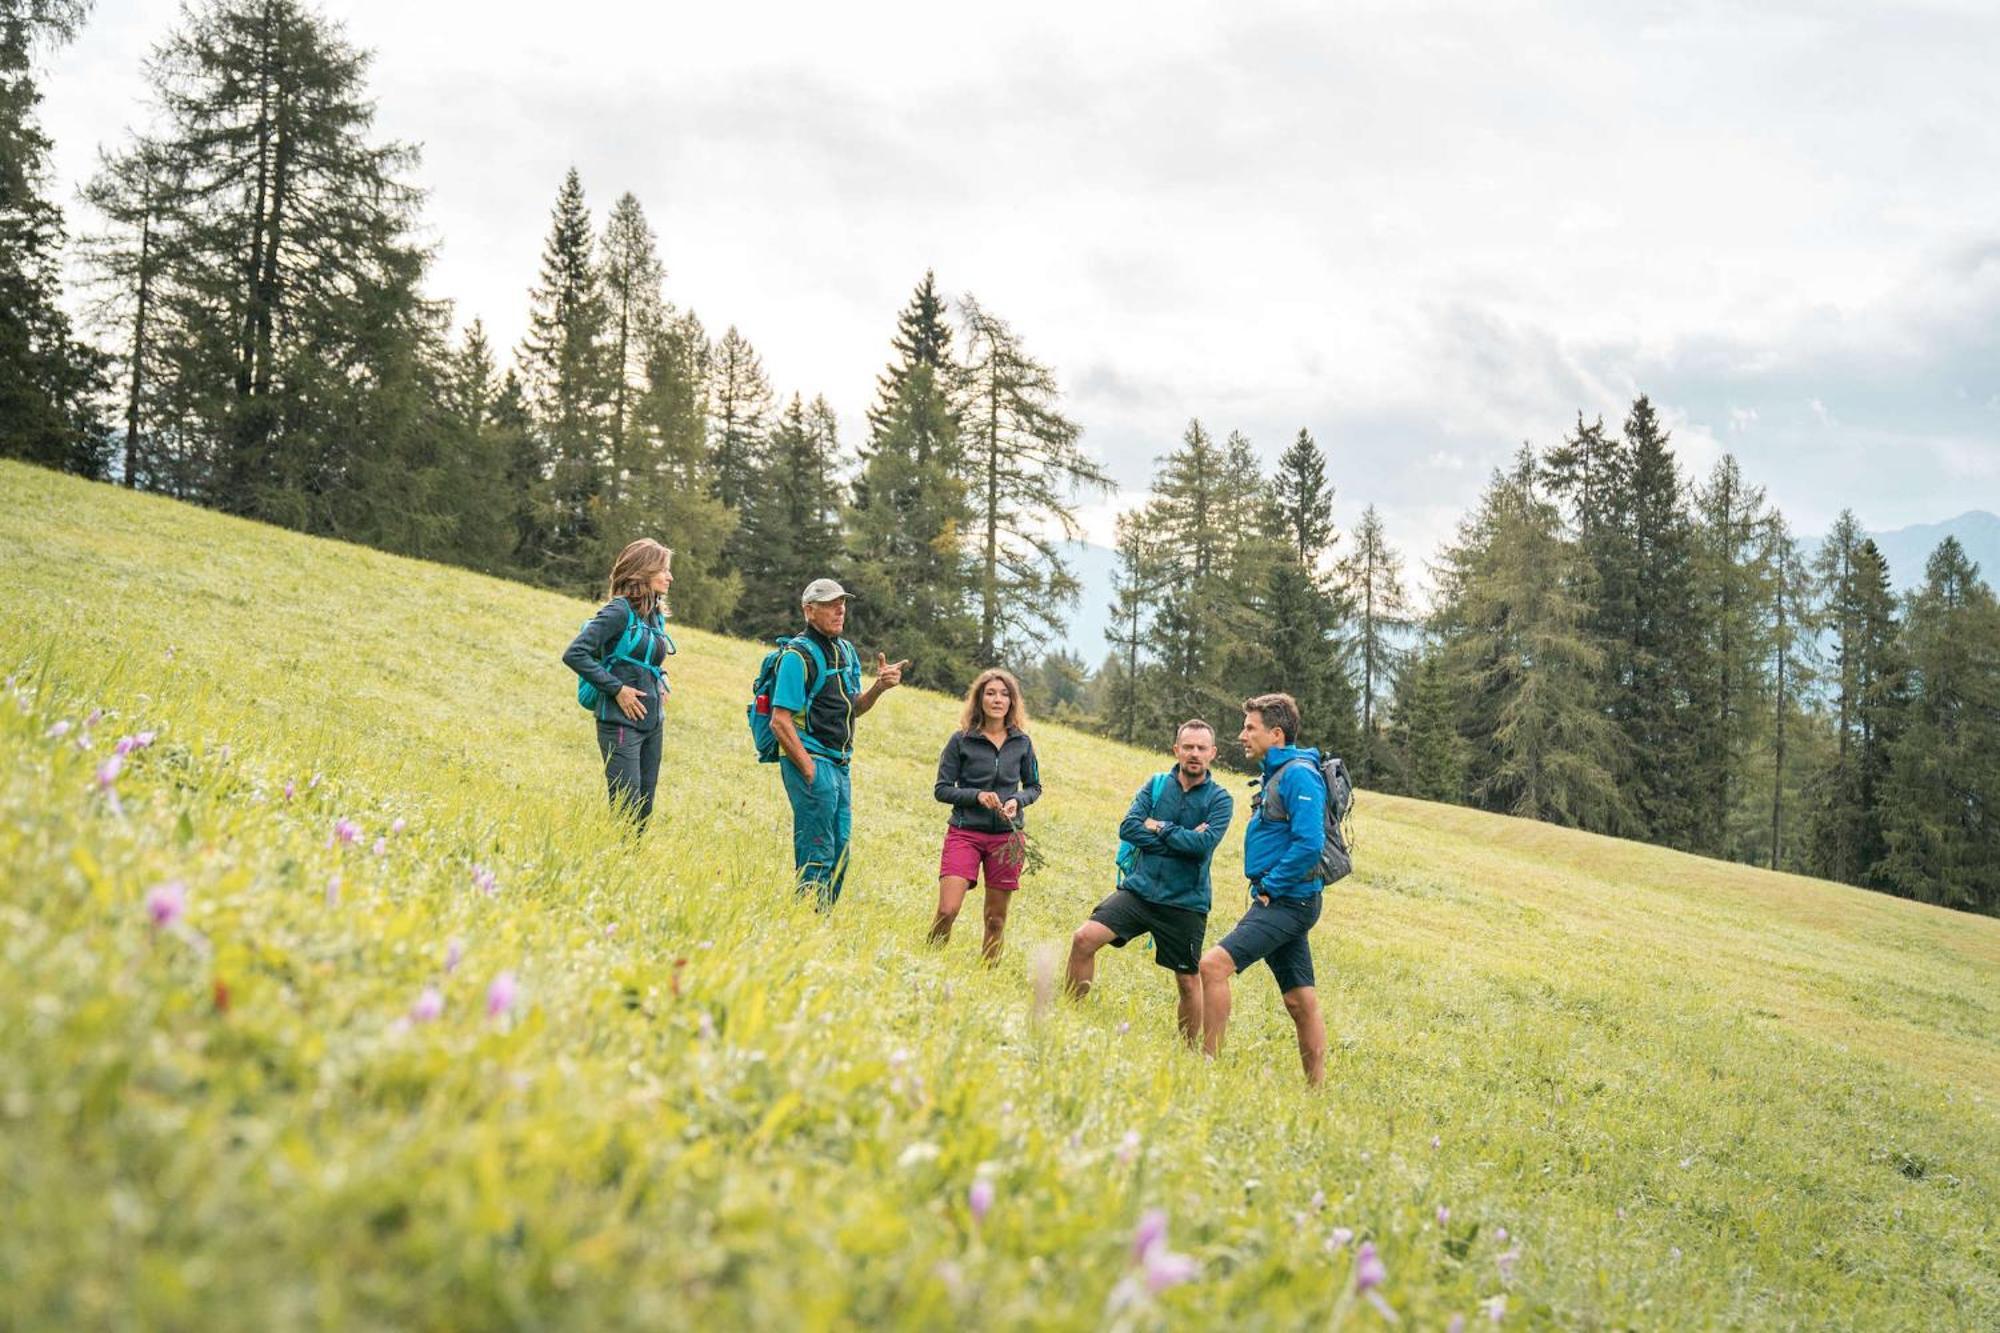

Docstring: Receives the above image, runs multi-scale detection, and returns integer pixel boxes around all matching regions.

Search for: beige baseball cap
[801,578,851,605]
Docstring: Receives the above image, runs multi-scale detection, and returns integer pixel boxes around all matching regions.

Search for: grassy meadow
[1,459,1996,1330]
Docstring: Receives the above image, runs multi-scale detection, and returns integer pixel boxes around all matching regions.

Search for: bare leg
[1283,986,1327,1086]
[930,876,972,946]
[1067,921,1114,997]
[980,884,1016,963]
[1198,946,1236,1058]
[1174,972,1203,1047]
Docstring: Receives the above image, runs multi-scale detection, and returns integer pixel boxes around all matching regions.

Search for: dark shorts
[1218,891,1323,992]
[940,825,1023,892]
[1089,888,1207,974]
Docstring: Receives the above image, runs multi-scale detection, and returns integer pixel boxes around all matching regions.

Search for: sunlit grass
[2,460,1996,1329]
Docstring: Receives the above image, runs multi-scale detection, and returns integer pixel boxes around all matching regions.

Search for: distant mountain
[1861,511,2000,590]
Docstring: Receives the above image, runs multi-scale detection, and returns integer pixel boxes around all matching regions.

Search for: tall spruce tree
[732,392,846,635]
[955,294,1107,665]
[1394,638,1463,804]
[598,191,665,503]
[1758,511,1820,872]
[0,0,108,478]
[1435,448,1627,828]
[1613,397,1711,849]
[707,324,771,513]
[1103,509,1160,744]
[519,167,612,589]
[435,319,519,576]
[1144,420,1258,734]
[623,309,737,629]
[1874,539,2000,912]
[847,277,975,687]
[1340,503,1411,785]
[1694,454,1773,858]
[1806,536,1903,886]
[1259,428,1358,759]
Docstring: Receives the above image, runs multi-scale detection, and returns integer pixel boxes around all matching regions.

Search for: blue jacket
[1244,745,1327,898]
[1118,769,1234,913]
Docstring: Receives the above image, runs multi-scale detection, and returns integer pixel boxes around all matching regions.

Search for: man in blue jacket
[1199,693,1329,1085]
[1066,720,1234,1043]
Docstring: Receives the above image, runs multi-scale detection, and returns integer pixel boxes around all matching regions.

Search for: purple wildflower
[146,880,187,928]
[1353,1241,1386,1293]
[115,736,138,756]
[84,708,103,727]
[372,837,387,857]
[1144,1247,1199,1293]
[94,753,124,789]
[969,1178,995,1223]
[486,970,516,1018]
[1117,1020,1131,1034]
[1327,1226,1354,1251]
[1496,1247,1521,1282]
[1118,1130,1142,1165]
[471,864,497,895]
[1482,1294,1507,1324]
[1495,1226,1508,1242]
[1133,1209,1168,1262]
[390,817,406,835]
[329,818,361,847]
[1437,1206,1451,1227]
[1309,1189,1326,1211]
[410,987,444,1023]
[44,720,70,739]
[283,780,295,801]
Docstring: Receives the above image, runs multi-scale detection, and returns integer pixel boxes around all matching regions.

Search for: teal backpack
[1113,772,1172,886]
[747,635,837,762]
[575,599,674,712]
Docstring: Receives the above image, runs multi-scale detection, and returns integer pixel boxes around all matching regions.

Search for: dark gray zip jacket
[934,728,1043,832]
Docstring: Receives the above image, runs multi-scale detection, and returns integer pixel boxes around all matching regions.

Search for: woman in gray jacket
[563,539,675,830]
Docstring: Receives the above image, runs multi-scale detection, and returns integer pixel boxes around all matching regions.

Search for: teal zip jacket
[1244,744,1327,898]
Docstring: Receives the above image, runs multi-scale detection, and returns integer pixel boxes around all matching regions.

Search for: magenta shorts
[939,824,1022,892]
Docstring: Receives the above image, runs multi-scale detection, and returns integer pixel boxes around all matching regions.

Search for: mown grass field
[2,459,1996,1330]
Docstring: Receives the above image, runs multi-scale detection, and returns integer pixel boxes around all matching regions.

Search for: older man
[767,578,907,909]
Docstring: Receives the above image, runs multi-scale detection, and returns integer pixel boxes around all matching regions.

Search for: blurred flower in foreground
[486,971,516,1019]
[44,720,70,739]
[1352,1240,1397,1321]
[471,864,498,896]
[1326,1226,1354,1252]
[1107,1208,1198,1313]
[391,817,407,835]
[372,837,387,857]
[95,753,124,789]
[1118,1130,1142,1165]
[411,987,444,1023]
[330,818,360,847]
[446,937,464,973]
[969,1178,994,1224]
[1437,1206,1451,1227]
[146,881,187,928]
[1482,1294,1507,1323]
[283,780,295,801]
[1132,1209,1167,1262]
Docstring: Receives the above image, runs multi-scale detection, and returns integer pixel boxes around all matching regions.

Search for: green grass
[2,459,1996,1330]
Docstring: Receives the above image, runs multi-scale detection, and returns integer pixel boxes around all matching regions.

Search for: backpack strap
[1259,757,1316,823]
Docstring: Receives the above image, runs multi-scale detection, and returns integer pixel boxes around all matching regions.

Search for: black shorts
[1217,891,1323,992]
[1089,888,1207,974]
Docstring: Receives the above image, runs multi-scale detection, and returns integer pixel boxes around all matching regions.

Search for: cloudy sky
[39,0,2000,578]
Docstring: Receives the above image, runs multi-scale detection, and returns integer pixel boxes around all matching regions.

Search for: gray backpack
[1257,755,1355,885]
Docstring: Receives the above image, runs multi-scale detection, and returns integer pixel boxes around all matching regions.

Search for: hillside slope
[2,461,1995,1330]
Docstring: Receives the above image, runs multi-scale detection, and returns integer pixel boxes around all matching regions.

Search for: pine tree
[1396,639,1463,804]
[732,392,846,636]
[956,294,1107,665]
[598,191,665,503]
[1693,454,1773,858]
[1145,420,1245,731]
[1,0,109,476]
[1340,503,1411,786]
[707,324,771,512]
[1435,448,1627,828]
[1757,512,1820,872]
[847,278,975,687]
[79,136,187,489]
[1614,396,1710,849]
[1874,539,1999,912]
[436,320,519,576]
[519,167,612,589]
[622,309,737,630]
[1103,509,1160,744]
[1806,536,1904,886]
[1257,428,1358,759]
[865,268,951,440]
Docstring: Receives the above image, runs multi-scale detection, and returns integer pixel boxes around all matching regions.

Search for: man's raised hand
[873,653,910,689]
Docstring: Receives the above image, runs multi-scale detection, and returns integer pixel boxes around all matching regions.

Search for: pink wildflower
[94,753,123,789]
[445,937,464,973]
[969,1178,995,1223]
[44,720,70,739]
[390,817,407,835]
[410,987,444,1023]
[486,970,516,1018]
[146,880,187,928]
[1354,1241,1386,1293]
[283,780,295,801]
[1437,1206,1451,1227]
[1145,1247,1200,1293]
[1132,1209,1168,1262]
[372,837,387,857]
